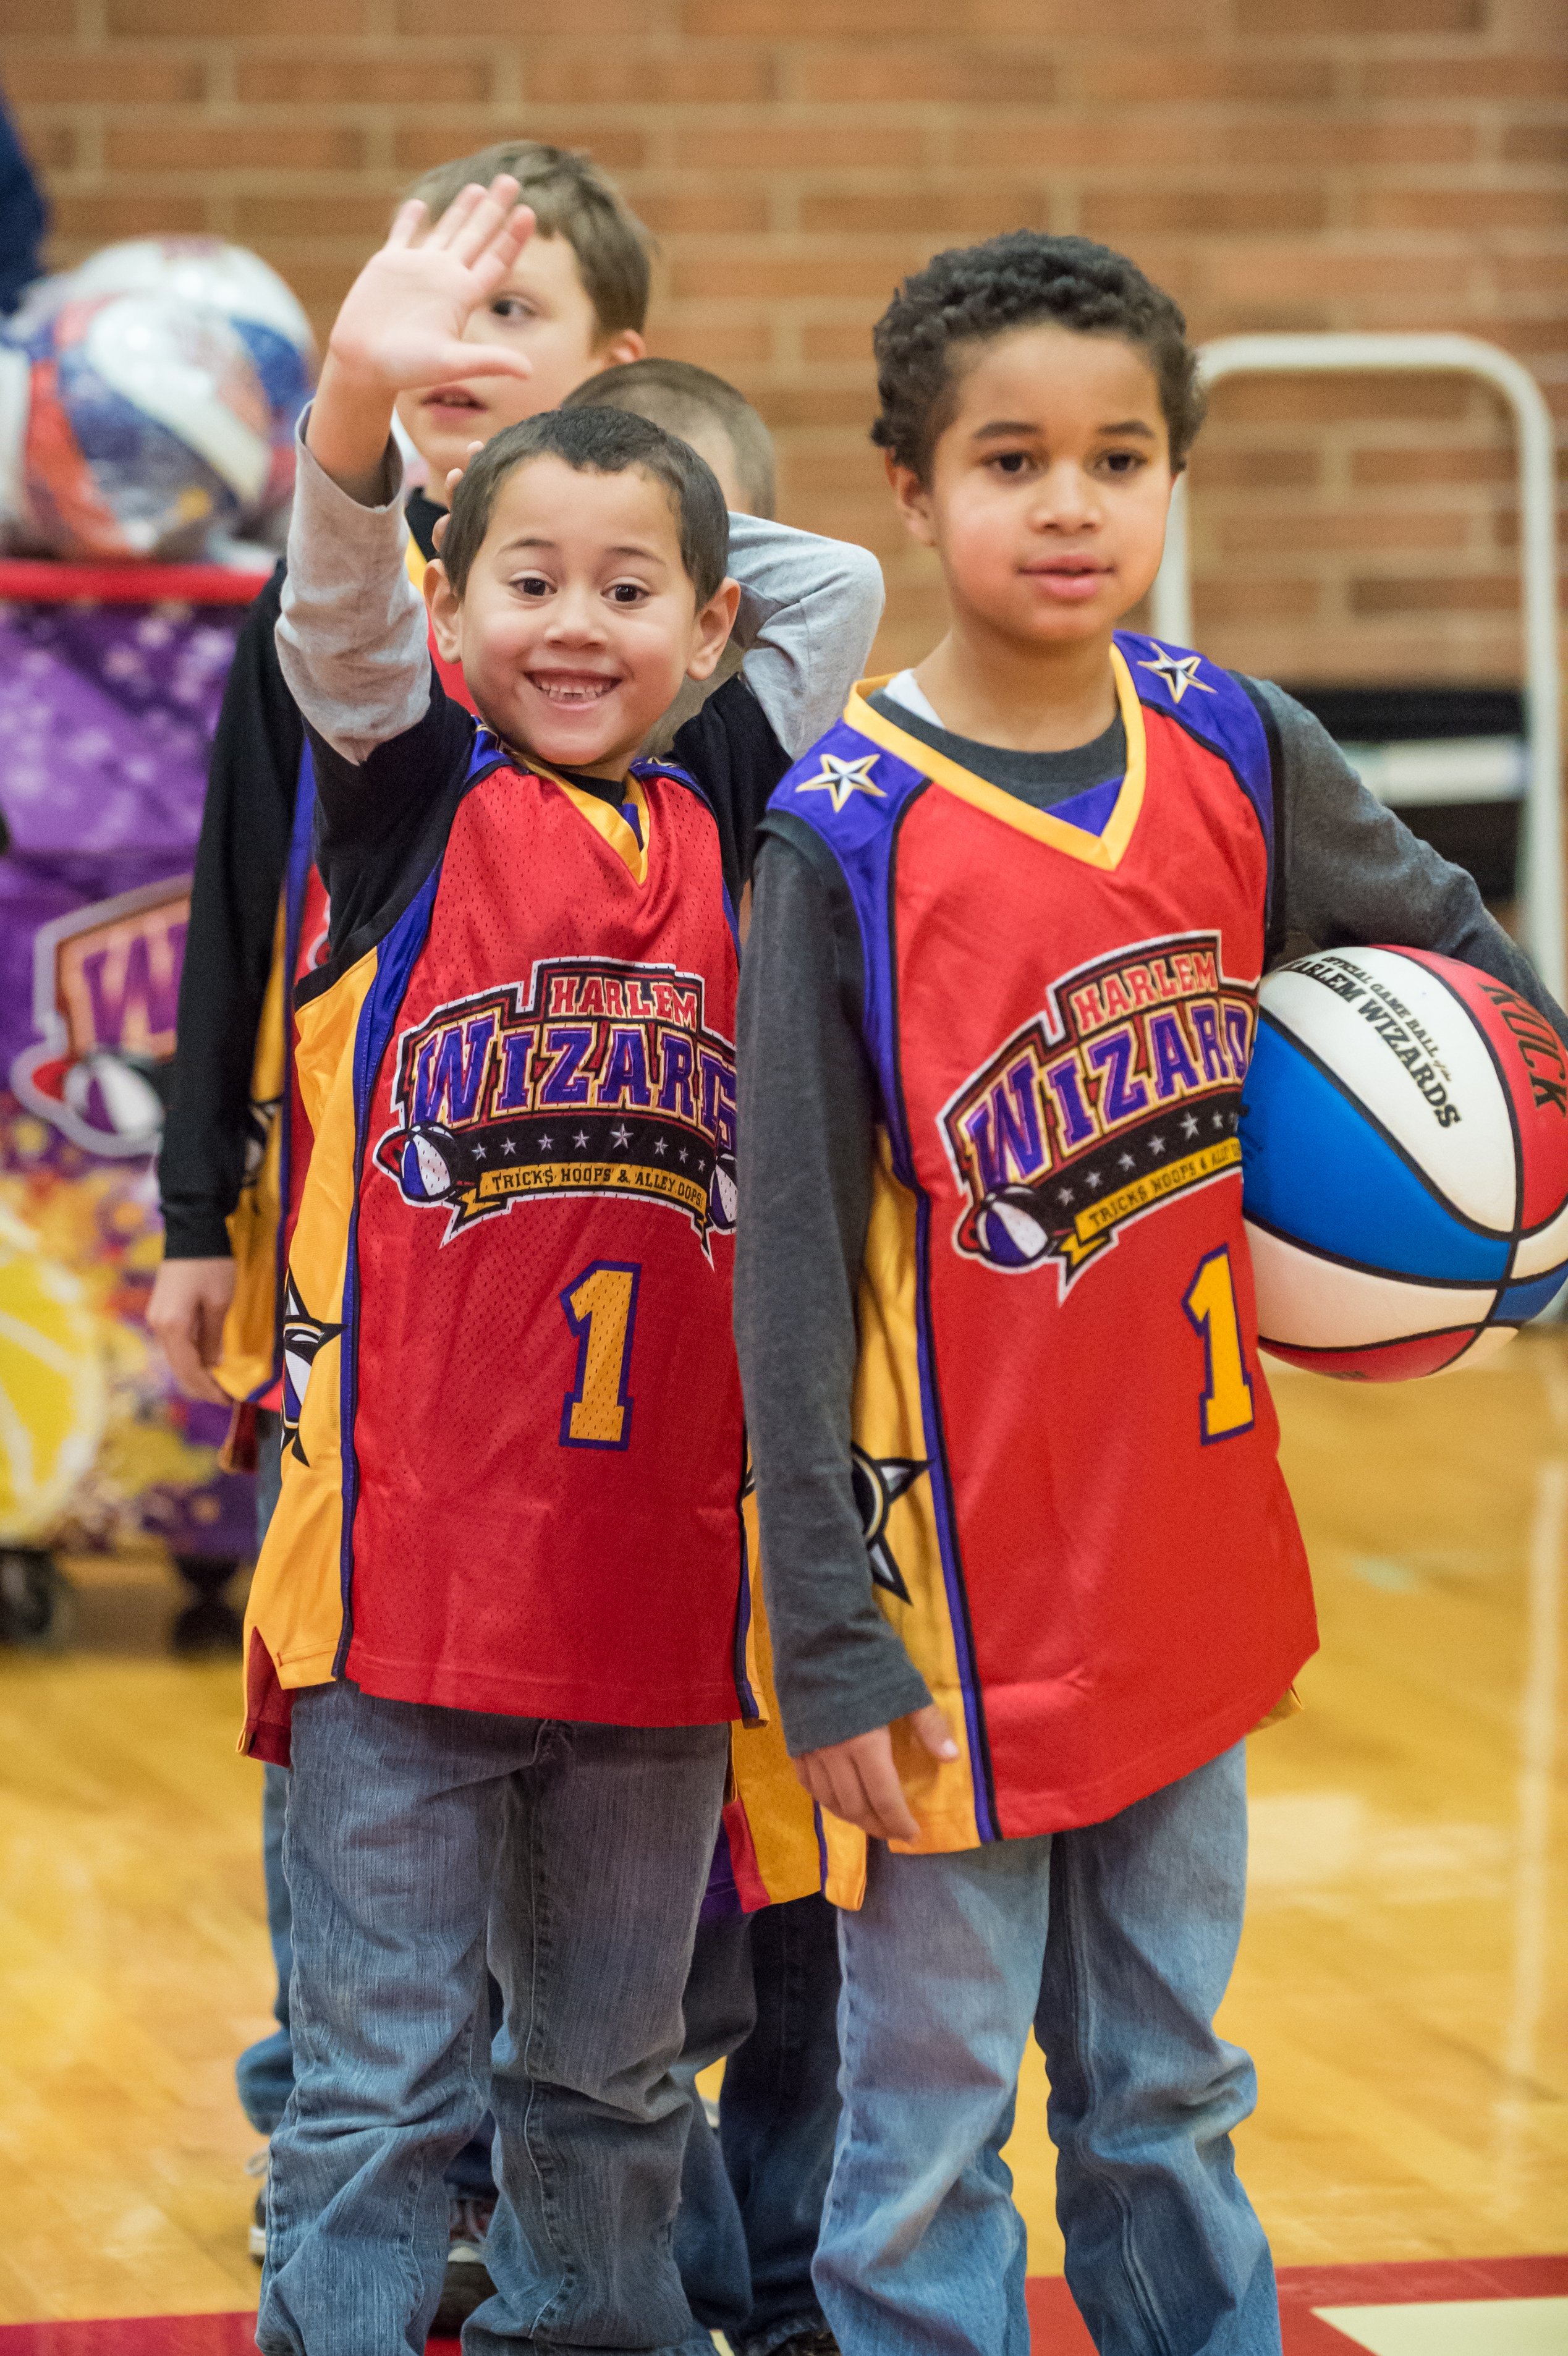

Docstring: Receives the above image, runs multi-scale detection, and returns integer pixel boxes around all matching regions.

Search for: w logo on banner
[12,877,191,1156]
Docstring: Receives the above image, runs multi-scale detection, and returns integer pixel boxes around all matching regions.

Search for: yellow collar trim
[844,646,1146,871]
[536,764,650,885]
[404,532,430,589]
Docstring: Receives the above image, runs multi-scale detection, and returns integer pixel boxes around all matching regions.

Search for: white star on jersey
[1137,645,1214,705]
[795,750,885,813]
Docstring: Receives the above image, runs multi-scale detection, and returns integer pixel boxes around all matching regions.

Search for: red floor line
[2,2257,1564,2355]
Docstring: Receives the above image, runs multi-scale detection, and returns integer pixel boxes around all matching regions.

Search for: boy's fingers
[425,180,487,253]
[911,1701,959,1762]
[386,198,427,252]
[427,342,532,385]
[448,175,523,266]
[855,1750,920,1844]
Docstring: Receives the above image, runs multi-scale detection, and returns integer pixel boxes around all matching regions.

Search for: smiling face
[892,323,1175,657]
[395,233,645,498]
[425,453,738,778]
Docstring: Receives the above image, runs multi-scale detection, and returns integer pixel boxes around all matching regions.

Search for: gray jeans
[256,1679,728,2356]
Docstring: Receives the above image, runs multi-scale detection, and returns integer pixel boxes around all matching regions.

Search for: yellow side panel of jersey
[217,897,288,1403]
[243,952,378,1693]
[852,1132,983,1856]
[729,1483,824,1907]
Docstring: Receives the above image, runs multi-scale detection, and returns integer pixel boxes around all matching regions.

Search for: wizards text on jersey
[941,929,1255,1289]
[375,953,737,1249]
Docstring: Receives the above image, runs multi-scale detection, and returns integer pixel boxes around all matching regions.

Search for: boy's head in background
[565,357,775,520]
[564,358,778,758]
[873,232,1203,669]
[397,139,651,501]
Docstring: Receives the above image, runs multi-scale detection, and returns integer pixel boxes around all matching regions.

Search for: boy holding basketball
[735,231,1566,2356]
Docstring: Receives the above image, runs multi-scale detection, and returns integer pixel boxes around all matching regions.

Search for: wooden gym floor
[0,1336,1564,2341]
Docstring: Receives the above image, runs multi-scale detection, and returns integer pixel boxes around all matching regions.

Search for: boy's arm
[150,569,303,1401]
[669,519,884,897]
[735,826,944,1831]
[274,176,534,878]
[1258,680,1568,1043]
[726,512,885,762]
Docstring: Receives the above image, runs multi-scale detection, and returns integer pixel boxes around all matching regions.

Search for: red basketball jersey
[248,741,750,1729]
[767,637,1318,1853]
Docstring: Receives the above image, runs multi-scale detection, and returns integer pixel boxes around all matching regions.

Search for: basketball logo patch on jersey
[940,931,1255,1290]
[374,954,738,1251]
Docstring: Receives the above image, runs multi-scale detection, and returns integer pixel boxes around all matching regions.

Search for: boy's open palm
[329,176,536,397]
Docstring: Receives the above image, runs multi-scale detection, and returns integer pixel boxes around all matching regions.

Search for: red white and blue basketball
[2,237,315,558]
[1240,946,1568,1379]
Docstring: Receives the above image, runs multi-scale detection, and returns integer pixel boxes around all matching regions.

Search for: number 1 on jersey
[1183,1246,1255,1443]
[559,1261,640,1449]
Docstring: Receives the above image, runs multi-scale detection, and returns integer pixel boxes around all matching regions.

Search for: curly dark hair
[871,232,1205,481]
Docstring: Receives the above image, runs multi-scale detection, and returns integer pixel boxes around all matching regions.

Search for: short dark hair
[405,140,652,340]
[871,231,1205,481]
[439,405,729,605]
[564,358,776,520]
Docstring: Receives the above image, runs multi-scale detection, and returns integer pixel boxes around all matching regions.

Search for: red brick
[1356,187,1568,232]
[670,244,916,303]
[1203,243,1478,305]
[792,44,1057,104]
[973,0,1212,38]
[1363,56,1568,101]
[106,0,371,29]
[1220,119,1477,171]
[665,122,932,176]
[1193,446,1323,489]
[392,119,648,173]
[50,190,213,240]
[752,384,879,430]
[800,185,1046,238]
[1193,577,1321,622]
[1219,509,1472,555]
[11,116,77,172]
[1502,122,1568,167]
[636,187,772,237]
[0,48,207,103]
[682,0,949,32]
[236,54,494,106]
[232,193,400,240]
[397,0,664,28]
[802,317,881,363]
[106,120,368,173]
[950,116,1221,173]
[1086,54,1335,105]
[1350,445,1515,486]
[1237,0,1485,29]
[1082,189,1331,240]
[1350,573,1520,613]
[649,316,775,369]
[1210,374,1475,425]
[525,44,777,105]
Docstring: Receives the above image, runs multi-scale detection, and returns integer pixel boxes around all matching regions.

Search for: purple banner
[1,591,257,1559]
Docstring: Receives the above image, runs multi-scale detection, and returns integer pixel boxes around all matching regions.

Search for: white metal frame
[1150,333,1564,1004]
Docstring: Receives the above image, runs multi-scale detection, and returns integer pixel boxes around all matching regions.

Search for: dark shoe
[763,2333,841,2356]
[432,2192,497,2336]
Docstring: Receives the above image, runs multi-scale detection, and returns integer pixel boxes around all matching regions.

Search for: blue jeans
[816,1744,1277,2356]
[676,1894,841,2356]
[256,1681,727,2356]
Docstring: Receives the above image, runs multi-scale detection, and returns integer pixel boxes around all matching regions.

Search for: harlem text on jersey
[376,956,738,1250]
[940,931,1255,1290]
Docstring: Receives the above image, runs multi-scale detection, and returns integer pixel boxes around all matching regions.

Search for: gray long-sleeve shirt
[735,676,1568,1758]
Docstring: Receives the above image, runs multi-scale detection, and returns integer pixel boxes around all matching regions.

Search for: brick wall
[1,0,1564,685]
